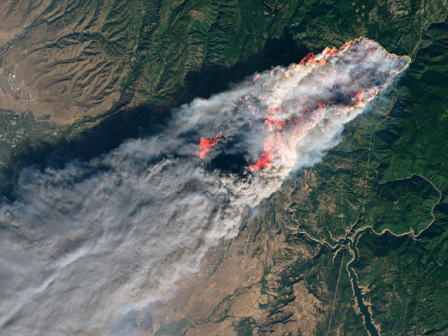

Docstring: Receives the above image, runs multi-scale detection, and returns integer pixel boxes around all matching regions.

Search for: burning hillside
[0,38,409,336]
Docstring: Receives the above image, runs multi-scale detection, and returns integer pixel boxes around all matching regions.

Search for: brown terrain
[0,0,128,125]
[1,0,445,127]
[126,172,338,336]
[1,1,448,335]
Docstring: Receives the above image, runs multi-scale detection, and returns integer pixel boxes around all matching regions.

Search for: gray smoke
[0,38,409,335]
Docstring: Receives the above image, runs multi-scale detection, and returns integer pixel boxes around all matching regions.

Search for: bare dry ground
[1,1,448,335]
[126,176,334,336]
[1,0,446,126]
[0,0,128,124]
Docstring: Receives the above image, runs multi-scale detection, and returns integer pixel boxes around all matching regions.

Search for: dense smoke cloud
[0,38,409,335]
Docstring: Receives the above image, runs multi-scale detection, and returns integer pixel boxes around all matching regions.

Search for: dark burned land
[1,0,448,335]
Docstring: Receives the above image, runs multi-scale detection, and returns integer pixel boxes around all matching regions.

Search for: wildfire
[196,132,222,158]
[196,37,410,172]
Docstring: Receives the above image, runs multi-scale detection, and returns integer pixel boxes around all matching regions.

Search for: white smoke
[0,38,409,335]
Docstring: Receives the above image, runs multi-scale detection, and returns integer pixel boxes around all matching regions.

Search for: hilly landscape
[140,18,448,335]
[1,0,448,335]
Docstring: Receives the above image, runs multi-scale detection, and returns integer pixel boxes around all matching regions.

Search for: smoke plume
[0,38,409,335]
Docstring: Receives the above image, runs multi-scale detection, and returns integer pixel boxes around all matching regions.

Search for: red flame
[248,104,327,171]
[198,38,407,171]
[248,38,390,171]
[355,91,364,102]
[249,152,272,171]
[299,53,316,65]
[299,52,328,66]
[196,132,222,158]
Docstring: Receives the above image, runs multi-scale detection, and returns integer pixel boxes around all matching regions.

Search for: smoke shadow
[208,151,249,175]
[1,28,309,196]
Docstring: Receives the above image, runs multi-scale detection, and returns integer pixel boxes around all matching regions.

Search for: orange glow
[247,38,403,171]
[198,37,409,171]
[196,132,222,158]
[299,53,316,65]
[249,152,272,171]
[355,91,364,102]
